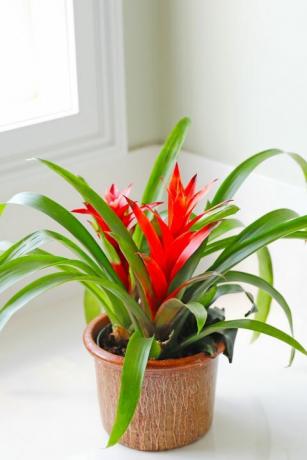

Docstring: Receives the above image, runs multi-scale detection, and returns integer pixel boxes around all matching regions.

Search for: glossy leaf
[208,218,243,241]
[0,272,153,335]
[204,230,307,258]
[216,209,298,264]
[212,214,307,273]
[0,193,118,282]
[155,297,207,337]
[107,331,154,447]
[180,319,307,359]
[222,270,295,364]
[211,149,307,206]
[187,213,307,303]
[0,229,101,274]
[254,248,273,340]
[191,204,239,231]
[83,287,103,323]
[154,298,185,330]
[0,253,96,295]
[133,117,191,247]
[36,159,154,302]
[185,301,207,334]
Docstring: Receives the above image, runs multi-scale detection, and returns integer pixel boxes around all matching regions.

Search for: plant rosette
[0,118,307,451]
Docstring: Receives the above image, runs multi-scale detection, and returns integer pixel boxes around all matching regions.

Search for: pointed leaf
[83,288,103,323]
[0,193,118,282]
[0,272,153,336]
[133,117,191,247]
[180,319,307,360]
[107,331,154,447]
[222,270,295,364]
[0,229,101,274]
[185,301,207,334]
[253,247,273,341]
[208,219,243,241]
[191,204,239,231]
[35,159,153,295]
[212,149,307,206]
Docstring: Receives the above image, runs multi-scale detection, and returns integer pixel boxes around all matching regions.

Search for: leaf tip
[0,202,6,216]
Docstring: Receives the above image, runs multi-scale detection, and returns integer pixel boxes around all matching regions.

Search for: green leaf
[180,319,307,360]
[0,193,118,282]
[211,213,307,274]
[107,331,154,447]
[0,253,96,295]
[155,298,207,337]
[191,204,240,231]
[216,329,238,363]
[185,301,207,334]
[211,149,307,206]
[204,230,307,258]
[189,210,307,305]
[154,298,185,331]
[289,152,307,181]
[149,339,162,359]
[222,270,295,364]
[203,236,237,256]
[0,229,101,274]
[82,283,124,326]
[0,272,153,335]
[196,286,217,308]
[133,117,191,247]
[83,288,103,323]
[36,159,154,302]
[208,219,243,241]
[254,248,273,340]
[216,209,298,264]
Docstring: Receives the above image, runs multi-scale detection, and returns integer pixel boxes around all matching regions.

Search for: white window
[0,0,78,133]
[0,0,126,176]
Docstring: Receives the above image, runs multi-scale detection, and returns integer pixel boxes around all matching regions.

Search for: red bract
[72,184,159,291]
[73,184,134,290]
[127,164,219,317]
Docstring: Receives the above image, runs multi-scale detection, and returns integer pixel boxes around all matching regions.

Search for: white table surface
[1,289,306,460]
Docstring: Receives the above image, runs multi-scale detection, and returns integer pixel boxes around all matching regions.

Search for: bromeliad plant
[0,118,307,446]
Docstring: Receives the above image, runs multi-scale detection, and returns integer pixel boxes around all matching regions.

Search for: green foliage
[83,288,103,323]
[133,117,190,247]
[0,119,306,446]
[253,248,274,341]
[107,331,154,447]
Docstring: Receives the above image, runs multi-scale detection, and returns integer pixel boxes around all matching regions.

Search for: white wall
[123,0,307,185]
[123,0,163,147]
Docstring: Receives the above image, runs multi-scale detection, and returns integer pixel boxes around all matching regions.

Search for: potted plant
[0,118,306,451]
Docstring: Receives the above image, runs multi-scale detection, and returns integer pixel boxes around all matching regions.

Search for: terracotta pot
[83,314,224,451]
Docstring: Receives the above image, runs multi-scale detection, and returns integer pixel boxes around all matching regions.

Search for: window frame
[0,0,127,177]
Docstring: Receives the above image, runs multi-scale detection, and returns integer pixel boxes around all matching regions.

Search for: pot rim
[83,313,224,371]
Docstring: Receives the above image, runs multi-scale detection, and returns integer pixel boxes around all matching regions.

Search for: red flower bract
[72,184,159,292]
[72,184,134,290]
[127,164,219,317]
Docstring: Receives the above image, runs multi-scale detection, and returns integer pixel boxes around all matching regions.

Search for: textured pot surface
[83,314,223,451]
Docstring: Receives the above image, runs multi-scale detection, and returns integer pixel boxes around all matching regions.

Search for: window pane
[0,0,79,132]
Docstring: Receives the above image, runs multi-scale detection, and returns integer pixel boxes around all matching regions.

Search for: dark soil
[96,324,128,356]
[96,317,222,360]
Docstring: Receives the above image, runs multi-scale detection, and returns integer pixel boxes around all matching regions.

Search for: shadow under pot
[83,314,224,451]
